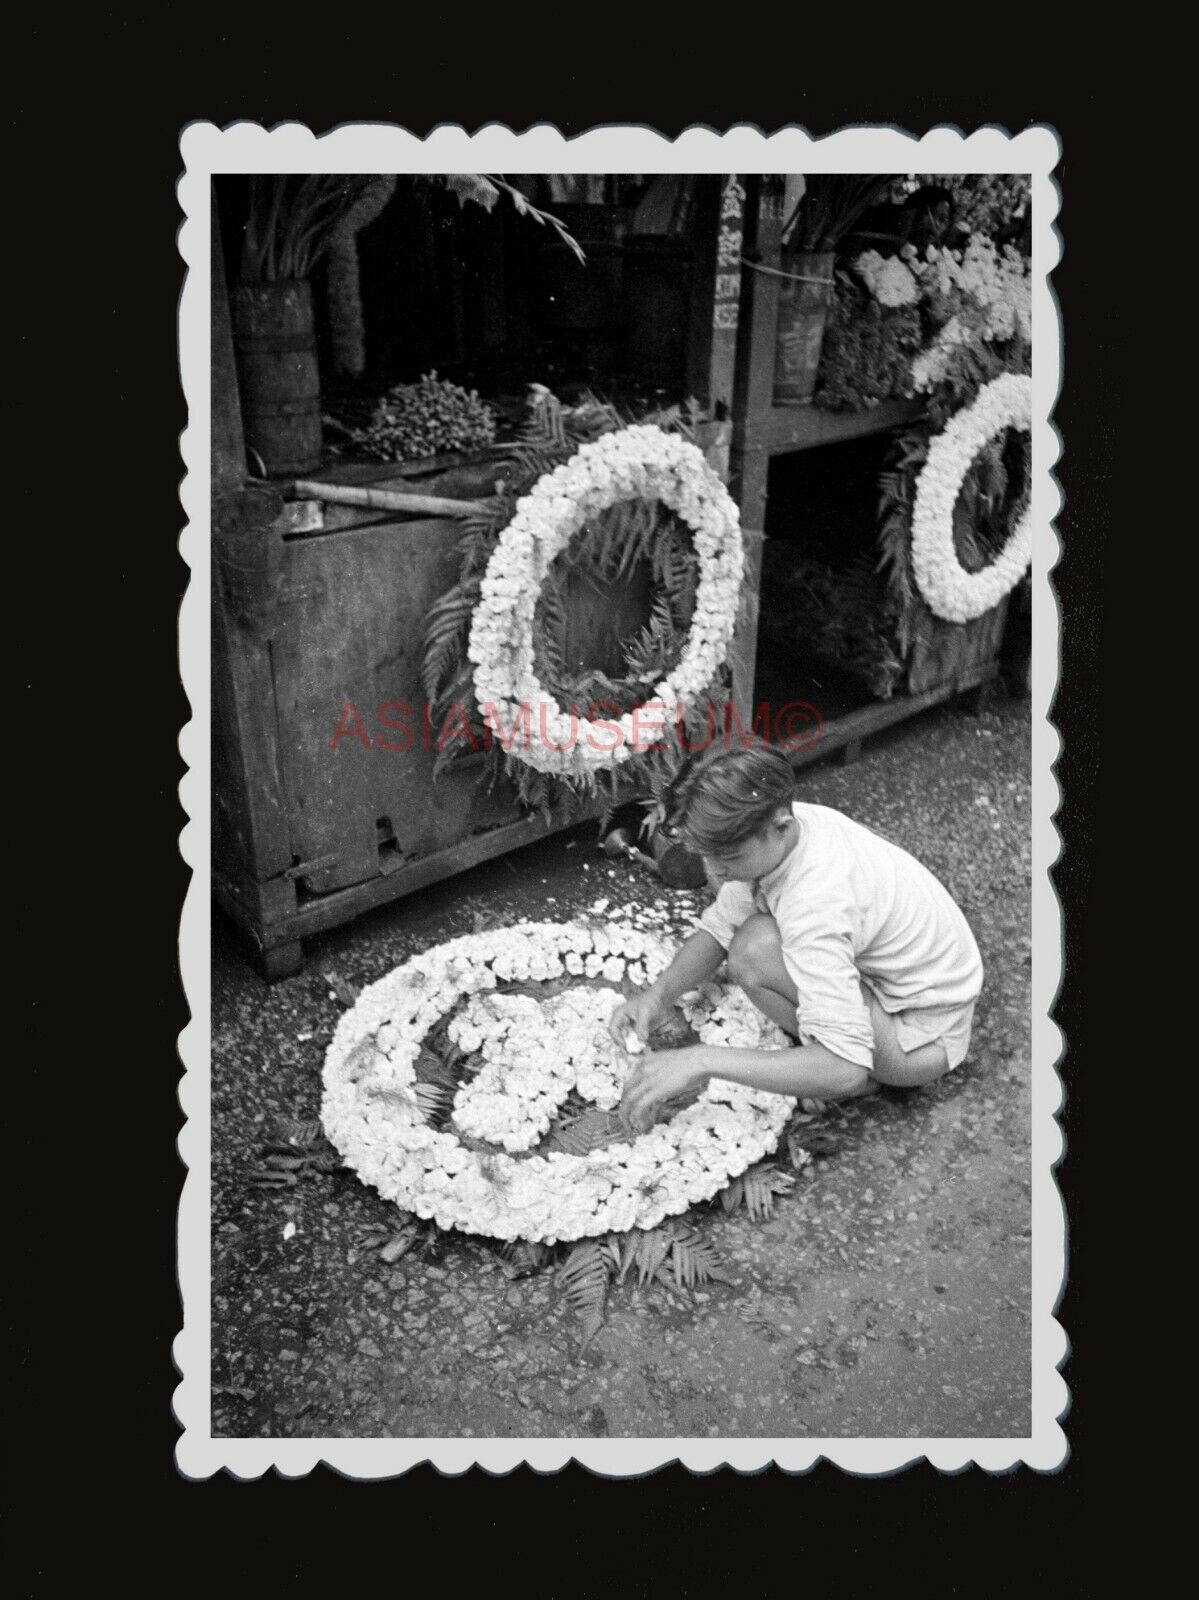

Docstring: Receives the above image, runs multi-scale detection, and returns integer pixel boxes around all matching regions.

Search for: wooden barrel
[773,250,836,406]
[231,280,323,477]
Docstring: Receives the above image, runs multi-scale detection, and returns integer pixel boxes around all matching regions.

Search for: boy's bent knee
[728,913,780,983]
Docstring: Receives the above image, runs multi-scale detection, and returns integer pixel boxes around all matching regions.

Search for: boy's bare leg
[727,912,951,1096]
[727,914,880,1098]
[864,993,951,1087]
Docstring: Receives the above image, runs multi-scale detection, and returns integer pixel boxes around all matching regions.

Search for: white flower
[910,374,1033,623]
[321,920,791,1243]
[465,426,745,778]
[855,250,920,307]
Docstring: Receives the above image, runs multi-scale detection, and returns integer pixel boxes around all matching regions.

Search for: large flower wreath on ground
[322,919,792,1246]
[422,394,743,824]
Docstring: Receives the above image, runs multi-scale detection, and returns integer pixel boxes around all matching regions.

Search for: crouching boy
[611,741,983,1133]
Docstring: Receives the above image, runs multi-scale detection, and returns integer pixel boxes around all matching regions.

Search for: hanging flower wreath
[909,372,1033,623]
[321,919,792,1245]
[465,424,745,779]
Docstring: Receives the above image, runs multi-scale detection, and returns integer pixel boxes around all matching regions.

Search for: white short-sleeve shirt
[697,802,984,1069]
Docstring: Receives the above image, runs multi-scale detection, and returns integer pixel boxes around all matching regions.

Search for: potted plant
[773,176,894,406]
[229,175,582,478]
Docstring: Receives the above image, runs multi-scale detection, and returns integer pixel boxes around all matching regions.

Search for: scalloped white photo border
[176,121,1065,1479]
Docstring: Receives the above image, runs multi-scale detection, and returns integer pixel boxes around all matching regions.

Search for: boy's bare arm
[697,1041,868,1099]
[649,929,727,1004]
[608,930,727,1047]
[620,1038,870,1132]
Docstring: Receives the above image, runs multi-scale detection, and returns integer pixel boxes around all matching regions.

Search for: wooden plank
[269,526,387,894]
[753,397,925,455]
[273,798,619,943]
[313,443,512,487]
[212,867,298,941]
[210,189,246,491]
[211,513,295,883]
[268,512,531,896]
[789,662,998,774]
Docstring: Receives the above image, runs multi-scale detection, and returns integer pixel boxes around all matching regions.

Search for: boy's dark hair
[662,741,795,855]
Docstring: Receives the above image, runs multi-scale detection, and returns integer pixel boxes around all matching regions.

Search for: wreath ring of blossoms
[910,371,1033,624]
[321,919,793,1244]
[466,424,746,778]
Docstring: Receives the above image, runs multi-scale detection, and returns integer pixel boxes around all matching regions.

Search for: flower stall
[212,175,752,978]
[741,174,1032,726]
[211,172,1031,979]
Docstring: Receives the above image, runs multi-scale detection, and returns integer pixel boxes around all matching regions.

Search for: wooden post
[211,184,246,491]
[708,174,787,729]
[685,174,747,480]
[730,175,788,534]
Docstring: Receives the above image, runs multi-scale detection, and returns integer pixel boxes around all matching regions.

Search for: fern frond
[499,1239,554,1278]
[269,1115,325,1148]
[414,1047,461,1089]
[654,524,699,627]
[720,1161,795,1221]
[307,1148,345,1173]
[342,1034,379,1083]
[545,1104,623,1156]
[623,1225,674,1288]
[432,656,478,724]
[556,1239,614,1353]
[620,591,681,687]
[510,441,571,485]
[421,581,479,703]
[414,1080,453,1124]
[666,1226,732,1288]
[595,798,620,840]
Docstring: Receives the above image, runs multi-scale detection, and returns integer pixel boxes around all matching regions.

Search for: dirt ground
[209,695,1032,1439]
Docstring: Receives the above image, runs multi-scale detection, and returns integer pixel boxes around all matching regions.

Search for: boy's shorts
[861,980,977,1071]
[885,996,977,1070]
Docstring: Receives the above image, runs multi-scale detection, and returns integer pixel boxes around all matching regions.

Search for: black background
[13,45,1110,1592]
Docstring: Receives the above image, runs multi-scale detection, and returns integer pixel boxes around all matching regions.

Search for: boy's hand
[607,988,670,1051]
[619,1045,712,1134]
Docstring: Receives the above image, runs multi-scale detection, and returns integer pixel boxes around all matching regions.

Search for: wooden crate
[905,593,1011,696]
[212,444,755,980]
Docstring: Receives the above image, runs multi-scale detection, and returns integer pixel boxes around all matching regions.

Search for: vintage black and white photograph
[177,124,1064,1476]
